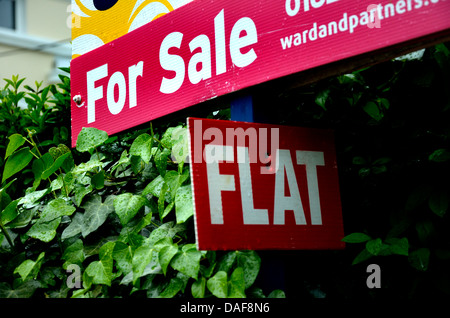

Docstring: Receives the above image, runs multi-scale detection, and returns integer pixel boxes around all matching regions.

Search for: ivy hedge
[0,42,449,299]
[0,71,283,298]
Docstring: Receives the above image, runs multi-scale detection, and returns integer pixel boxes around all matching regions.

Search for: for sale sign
[187,118,345,250]
[71,0,450,147]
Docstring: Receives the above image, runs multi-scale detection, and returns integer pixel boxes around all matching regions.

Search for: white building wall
[0,0,71,87]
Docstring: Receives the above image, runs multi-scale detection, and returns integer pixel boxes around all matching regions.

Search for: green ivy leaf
[0,280,41,298]
[114,193,147,225]
[14,252,45,281]
[342,232,372,243]
[428,190,449,217]
[158,182,169,220]
[191,276,206,298]
[62,239,85,269]
[385,237,409,256]
[74,184,93,207]
[111,150,130,173]
[428,148,450,162]
[217,251,238,273]
[268,290,286,298]
[26,218,61,242]
[0,199,19,225]
[41,152,71,179]
[408,248,430,271]
[132,245,158,284]
[363,101,383,121]
[170,126,189,165]
[129,133,153,163]
[175,185,193,224]
[207,271,228,298]
[32,152,53,185]
[228,267,246,298]
[2,147,34,183]
[155,148,171,177]
[148,221,185,245]
[84,241,115,286]
[142,175,164,197]
[170,244,201,280]
[315,89,330,110]
[18,188,49,209]
[236,251,261,289]
[61,212,83,240]
[112,241,133,275]
[159,276,184,298]
[76,127,108,153]
[352,248,373,265]
[5,134,26,159]
[160,126,179,148]
[164,170,189,203]
[40,198,76,223]
[158,241,179,276]
[366,238,383,256]
[71,159,104,175]
[82,195,115,237]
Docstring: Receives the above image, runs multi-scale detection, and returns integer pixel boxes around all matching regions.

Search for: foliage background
[0,42,449,299]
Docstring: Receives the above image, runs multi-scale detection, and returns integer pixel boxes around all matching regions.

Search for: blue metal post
[230,95,254,122]
[229,94,286,295]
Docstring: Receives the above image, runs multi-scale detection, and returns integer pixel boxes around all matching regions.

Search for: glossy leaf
[428,190,449,217]
[236,251,261,289]
[129,133,153,163]
[342,232,372,243]
[76,127,108,152]
[366,238,383,256]
[170,244,201,280]
[191,276,206,298]
[14,252,45,281]
[112,241,133,275]
[39,198,76,223]
[2,147,33,183]
[114,193,147,225]
[41,152,71,179]
[207,271,228,298]
[175,185,193,224]
[81,195,115,237]
[0,281,40,298]
[26,218,61,242]
[228,267,246,298]
[158,242,179,275]
[5,134,26,159]
[408,248,430,271]
[84,241,115,286]
[62,239,85,269]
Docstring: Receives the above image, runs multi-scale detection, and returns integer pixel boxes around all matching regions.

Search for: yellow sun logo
[72,0,192,59]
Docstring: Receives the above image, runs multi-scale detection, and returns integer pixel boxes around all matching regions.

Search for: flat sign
[187,117,345,250]
[71,0,450,146]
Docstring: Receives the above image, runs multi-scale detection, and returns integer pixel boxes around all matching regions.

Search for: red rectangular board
[71,0,450,147]
[187,117,345,250]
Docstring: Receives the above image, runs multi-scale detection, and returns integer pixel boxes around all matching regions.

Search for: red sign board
[187,118,345,250]
[71,0,450,146]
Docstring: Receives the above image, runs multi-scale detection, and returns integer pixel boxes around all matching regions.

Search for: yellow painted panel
[71,0,192,58]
